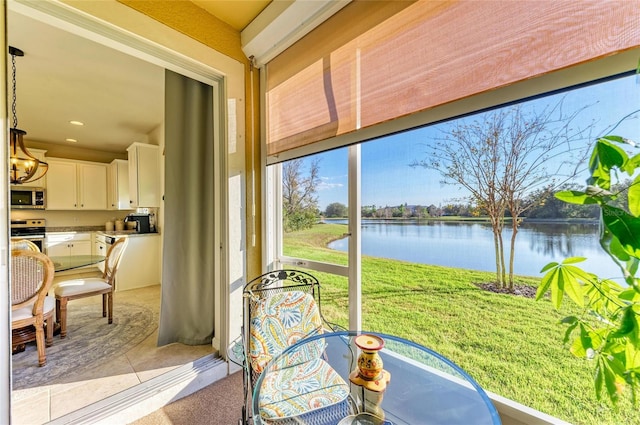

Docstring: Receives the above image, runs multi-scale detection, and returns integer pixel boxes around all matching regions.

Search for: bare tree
[499,104,593,287]
[282,158,321,232]
[413,101,592,289]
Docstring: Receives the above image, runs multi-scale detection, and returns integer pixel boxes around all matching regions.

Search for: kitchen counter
[46,227,160,237]
[97,230,160,237]
[46,225,104,233]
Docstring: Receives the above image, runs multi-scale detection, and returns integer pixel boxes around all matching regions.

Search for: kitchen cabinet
[46,232,92,257]
[107,159,131,210]
[95,232,161,291]
[46,158,107,210]
[127,143,159,208]
[17,148,47,187]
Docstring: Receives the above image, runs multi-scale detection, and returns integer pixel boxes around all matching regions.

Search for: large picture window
[267,71,640,423]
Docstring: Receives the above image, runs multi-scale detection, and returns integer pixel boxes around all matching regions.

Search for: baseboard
[48,355,228,425]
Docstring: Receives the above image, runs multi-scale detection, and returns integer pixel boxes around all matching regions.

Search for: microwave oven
[11,187,46,209]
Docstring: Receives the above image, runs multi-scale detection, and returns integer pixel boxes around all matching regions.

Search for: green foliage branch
[538,135,640,405]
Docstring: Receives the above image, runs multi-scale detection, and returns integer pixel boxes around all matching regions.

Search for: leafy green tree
[282,158,320,232]
[538,135,640,405]
[325,202,347,218]
[361,205,376,217]
[526,183,599,219]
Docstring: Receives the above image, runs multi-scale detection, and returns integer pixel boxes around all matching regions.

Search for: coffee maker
[123,213,152,233]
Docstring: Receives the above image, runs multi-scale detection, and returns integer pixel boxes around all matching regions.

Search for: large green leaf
[539,261,558,273]
[538,262,588,308]
[628,152,640,171]
[554,190,598,205]
[619,287,640,302]
[595,355,624,403]
[570,324,592,358]
[602,205,640,258]
[601,227,631,262]
[589,139,627,189]
[626,340,640,371]
[628,175,640,216]
[601,135,630,145]
[562,319,579,345]
[563,267,587,307]
[610,306,638,339]
[536,267,556,301]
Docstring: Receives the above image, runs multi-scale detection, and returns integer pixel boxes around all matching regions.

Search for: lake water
[326,219,623,281]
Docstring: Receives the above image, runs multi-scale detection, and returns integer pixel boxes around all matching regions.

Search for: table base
[12,322,61,354]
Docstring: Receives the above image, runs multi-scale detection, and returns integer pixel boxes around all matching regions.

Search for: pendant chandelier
[9,46,47,185]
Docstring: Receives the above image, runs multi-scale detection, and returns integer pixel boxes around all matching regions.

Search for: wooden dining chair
[11,250,56,366]
[54,237,127,338]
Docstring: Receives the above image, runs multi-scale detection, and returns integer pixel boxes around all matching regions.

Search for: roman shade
[265,0,640,162]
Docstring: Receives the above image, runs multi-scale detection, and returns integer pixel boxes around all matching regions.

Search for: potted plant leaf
[538,134,640,404]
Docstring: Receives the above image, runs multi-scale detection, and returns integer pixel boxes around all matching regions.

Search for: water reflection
[523,222,600,259]
[327,219,620,280]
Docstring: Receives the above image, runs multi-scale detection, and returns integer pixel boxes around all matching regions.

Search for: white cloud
[318,181,343,191]
[318,175,346,191]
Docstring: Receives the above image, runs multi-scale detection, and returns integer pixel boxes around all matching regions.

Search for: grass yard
[283,223,639,425]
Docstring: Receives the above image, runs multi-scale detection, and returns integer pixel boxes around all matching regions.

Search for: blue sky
[300,73,640,211]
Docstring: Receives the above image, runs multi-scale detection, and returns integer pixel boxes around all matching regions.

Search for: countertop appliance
[123,213,153,233]
[10,186,45,209]
[10,218,46,252]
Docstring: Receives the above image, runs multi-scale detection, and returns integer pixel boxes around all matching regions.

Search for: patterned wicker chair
[10,239,41,252]
[11,250,56,367]
[239,269,354,425]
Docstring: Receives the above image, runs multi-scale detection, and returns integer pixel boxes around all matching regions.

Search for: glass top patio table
[253,330,501,425]
[50,255,105,272]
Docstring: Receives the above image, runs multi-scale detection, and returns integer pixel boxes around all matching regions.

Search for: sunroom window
[266,71,640,424]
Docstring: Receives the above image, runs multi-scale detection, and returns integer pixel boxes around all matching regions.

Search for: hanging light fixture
[9,46,47,184]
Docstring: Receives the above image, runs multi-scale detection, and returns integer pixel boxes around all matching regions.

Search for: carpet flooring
[131,371,244,425]
[12,302,158,390]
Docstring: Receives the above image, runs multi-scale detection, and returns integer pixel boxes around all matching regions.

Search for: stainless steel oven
[10,218,46,252]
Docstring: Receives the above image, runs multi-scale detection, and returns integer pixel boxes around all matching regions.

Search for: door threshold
[48,354,227,425]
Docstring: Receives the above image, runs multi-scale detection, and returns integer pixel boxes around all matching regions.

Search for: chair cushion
[249,291,324,374]
[258,357,350,420]
[12,296,55,322]
[54,278,111,297]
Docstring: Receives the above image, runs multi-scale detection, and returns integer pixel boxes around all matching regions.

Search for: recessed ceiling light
[66,138,78,143]
[69,120,84,126]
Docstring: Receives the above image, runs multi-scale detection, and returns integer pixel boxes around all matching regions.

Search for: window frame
[264,53,640,332]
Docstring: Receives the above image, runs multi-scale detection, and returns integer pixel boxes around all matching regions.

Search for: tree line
[323,180,630,219]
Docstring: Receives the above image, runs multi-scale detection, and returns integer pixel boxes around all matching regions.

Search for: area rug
[12,302,158,390]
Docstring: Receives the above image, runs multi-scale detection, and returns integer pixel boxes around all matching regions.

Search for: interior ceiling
[6,1,272,156]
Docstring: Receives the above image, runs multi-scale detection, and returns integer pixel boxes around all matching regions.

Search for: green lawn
[283,223,638,425]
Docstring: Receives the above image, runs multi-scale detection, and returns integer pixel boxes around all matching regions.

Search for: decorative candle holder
[349,334,390,392]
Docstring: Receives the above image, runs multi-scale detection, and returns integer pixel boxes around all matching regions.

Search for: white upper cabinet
[108,159,131,210]
[46,158,107,210]
[127,143,160,208]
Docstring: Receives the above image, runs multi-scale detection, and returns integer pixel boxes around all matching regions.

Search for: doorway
[5,1,234,422]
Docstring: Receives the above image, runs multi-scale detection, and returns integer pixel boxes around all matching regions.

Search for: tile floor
[11,284,215,425]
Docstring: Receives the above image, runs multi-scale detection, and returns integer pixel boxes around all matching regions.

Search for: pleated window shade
[265,0,640,159]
